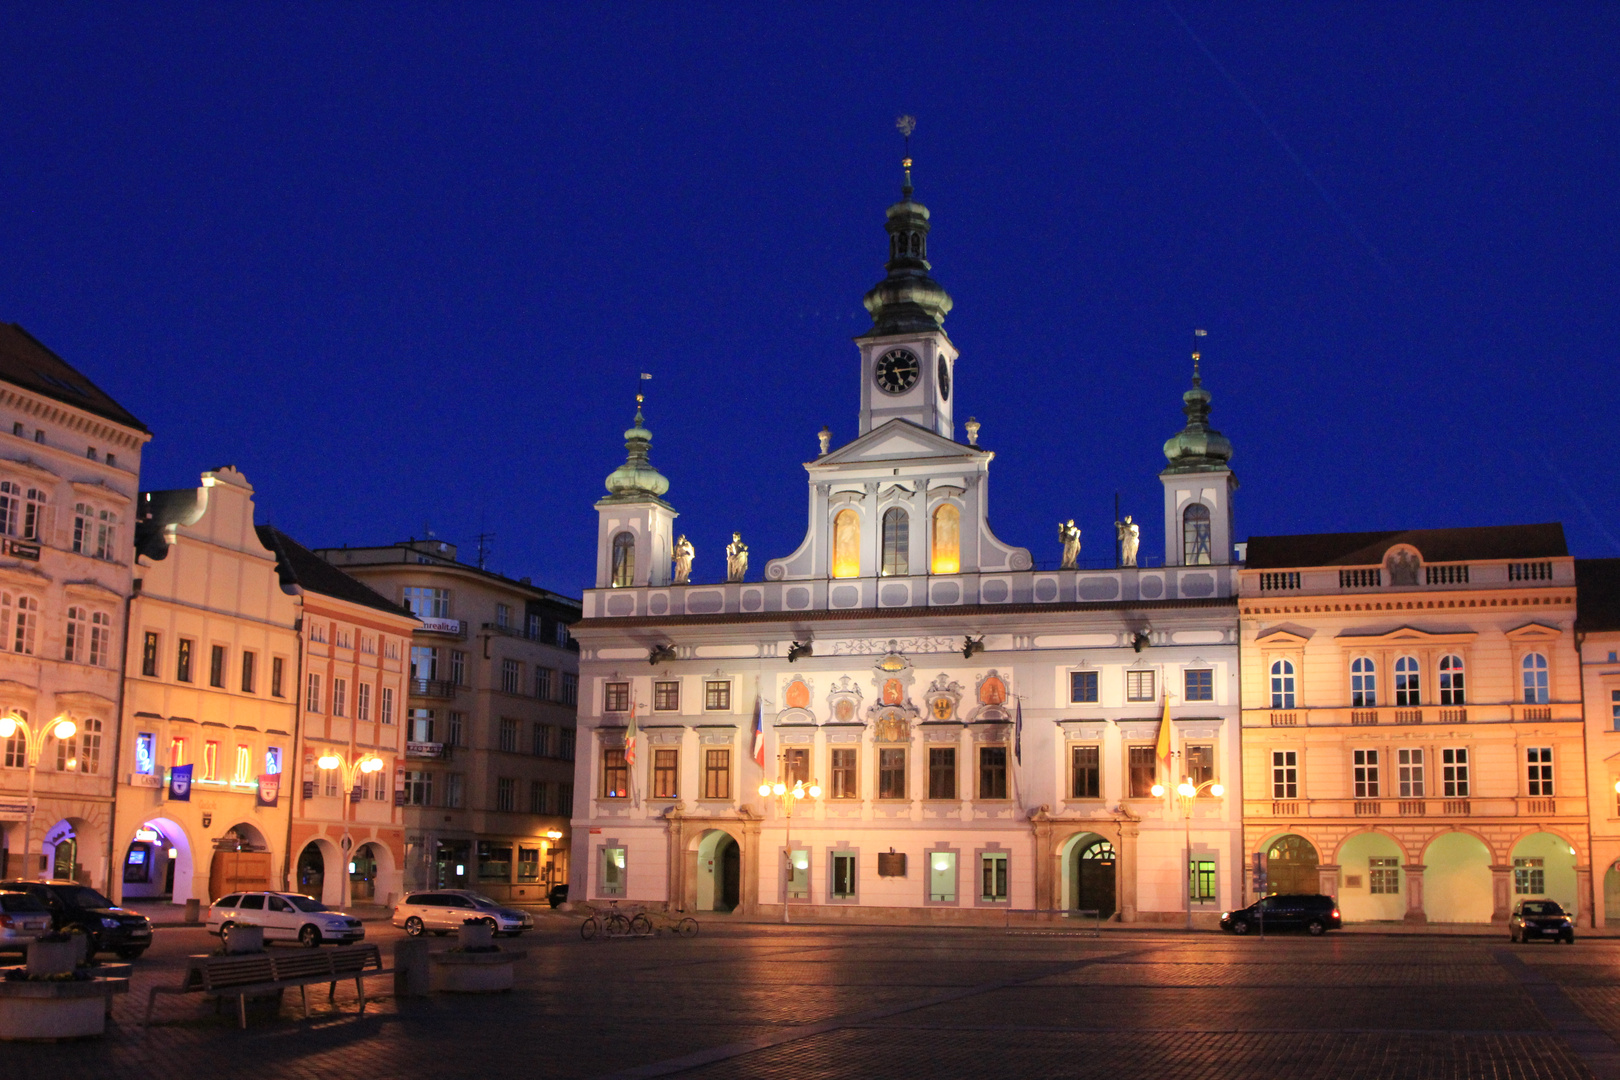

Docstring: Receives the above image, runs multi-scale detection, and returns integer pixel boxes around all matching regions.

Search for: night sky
[5,5,1617,595]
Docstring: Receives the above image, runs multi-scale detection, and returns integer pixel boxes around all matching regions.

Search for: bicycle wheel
[604,914,631,937]
[630,913,653,936]
[676,918,699,938]
[580,917,600,941]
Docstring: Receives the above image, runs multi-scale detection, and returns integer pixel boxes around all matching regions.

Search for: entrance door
[1265,835,1320,897]
[719,837,741,912]
[436,841,470,889]
[1075,839,1117,918]
[351,845,377,901]
[297,844,325,897]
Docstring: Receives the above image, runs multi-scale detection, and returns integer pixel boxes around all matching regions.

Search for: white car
[392,890,533,937]
[206,890,365,948]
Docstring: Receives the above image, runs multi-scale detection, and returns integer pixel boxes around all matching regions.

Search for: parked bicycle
[578,901,697,941]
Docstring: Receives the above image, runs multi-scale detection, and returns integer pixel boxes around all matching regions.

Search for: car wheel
[1306,919,1326,936]
[1565,934,1576,945]
[481,917,498,932]
[115,946,146,960]
[1232,920,1250,935]
[219,921,236,945]
[298,925,322,948]
[403,917,425,936]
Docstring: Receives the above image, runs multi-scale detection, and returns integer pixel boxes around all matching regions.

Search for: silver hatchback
[0,892,51,953]
[393,890,533,937]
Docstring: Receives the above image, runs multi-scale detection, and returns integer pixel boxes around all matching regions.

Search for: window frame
[978,745,1008,800]
[830,746,858,799]
[654,680,680,712]
[1526,746,1553,797]
[1397,747,1425,797]
[652,747,679,800]
[1070,744,1100,799]
[701,747,731,800]
[703,680,732,712]
[1394,655,1421,707]
[926,746,956,800]
[1439,654,1465,706]
[1522,653,1550,705]
[880,506,909,577]
[1441,746,1470,797]
[601,747,628,799]
[877,747,907,800]
[603,681,630,713]
[1270,659,1296,709]
[610,531,636,588]
[1271,749,1298,799]
[1350,656,1377,708]
[1353,748,1380,799]
[1069,670,1099,704]
[1183,668,1214,702]
[1125,669,1156,703]
[1127,745,1156,799]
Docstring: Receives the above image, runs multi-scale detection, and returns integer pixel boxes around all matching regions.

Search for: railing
[410,678,458,699]
[1350,710,1379,725]
[1354,801,1381,816]
[1270,712,1297,727]
[1426,564,1469,585]
[1443,800,1471,815]
[1508,561,1553,582]
[1259,572,1300,591]
[1394,709,1422,725]
[1271,801,1299,816]
[1526,798,1556,815]
[1438,708,1468,724]
[1339,568,1381,588]
[1398,800,1426,816]
[1521,706,1552,721]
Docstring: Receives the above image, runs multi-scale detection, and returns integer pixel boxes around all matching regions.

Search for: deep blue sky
[5,4,1617,594]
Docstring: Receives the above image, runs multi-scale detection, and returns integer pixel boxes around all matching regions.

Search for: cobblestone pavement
[5,918,1620,1080]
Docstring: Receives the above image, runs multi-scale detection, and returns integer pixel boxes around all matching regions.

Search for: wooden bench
[144,945,392,1029]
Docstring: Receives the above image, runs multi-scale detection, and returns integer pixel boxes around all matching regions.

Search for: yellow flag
[1155,690,1173,782]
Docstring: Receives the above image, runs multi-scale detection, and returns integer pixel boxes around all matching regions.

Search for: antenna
[637,371,652,412]
[1192,328,1207,384]
[474,531,494,571]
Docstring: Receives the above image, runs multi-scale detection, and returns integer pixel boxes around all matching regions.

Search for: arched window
[931,504,960,575]
[880,508,909,577]
[1182,503,1212,565]
[1270,659,1295,709]
[831,509,860,578]
[1394,655,1421,706]
[1522,653,1549,704]
[610,532,636,588]
[1439,655,1465,705]
[1350,657,1377,708]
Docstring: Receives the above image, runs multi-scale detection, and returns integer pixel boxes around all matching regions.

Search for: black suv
[1221,894,1342,936]
[1509,899,1575,944]
[547,884,569,909]
[0,880,153,959]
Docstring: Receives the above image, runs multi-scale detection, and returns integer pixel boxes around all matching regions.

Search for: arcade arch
[694,829,741,913]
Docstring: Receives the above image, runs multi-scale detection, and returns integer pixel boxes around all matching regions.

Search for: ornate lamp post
[757,760,820,924]
[316,752,384,906]
[1153,773,1225,931]
[0,713,76,879]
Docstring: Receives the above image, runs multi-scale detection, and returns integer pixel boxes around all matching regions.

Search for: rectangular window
[208,644,226,688]
[703,748,731,800]
[1442,747,1469,797]
[653,748,679,799]
[1185,744,1215,788]
[704,680,731,711]
[535,667,554,700]
[1128,746,1156,798]
[787,848,809,900]
[169,736,187,768]
[831,747,857,799]
[1369,856,1400,894]
[450,650,466,686]
[927,747,956,800]
[602,748,628,798]
[355,682,371,722]
[239,651,256,693]
[929,851,957,902]
[202,740,219,782]
[600,846,626,897]
[527,613,540,640]
[1514,857,1545,896]
[878,748,907,799]
[1069,670,1098,704]
[1398,748,1425,797]
[409,709,434,743]
[405,770,431,806]
[1126,670,1156,702]
[232,744,251,785]
[322,765,338,798]
[529,782,548,815]
[1189,859,1216,901]
[561,673,578,706]
[381,686,395,724]
[410,645,438,682]
[496,778,516,812]
[402,587,449,619]
[446,773,464,808]
[783,747,809,786]
[1272,750,1298,799]
[1183,669,1214,702]
[501,659,520,694]
[271,657,285,698]
[332,678,347,717]
[1527,747,1553,796]
[499,718,518,752]
[142,632,159,677]
[979,746,1008,800]
[561,729,576,760]
[518,846,541,881]
[604,682,629,713]
[981,853,1009,902]
[832,852,857,899]
[306,673,322,712]
[654,680,680,711]
[1353,749,1380,799]
[532,723,550,757]
[1070,745,1100,799]
[135,732,155,775]
[1613,690,1620,731]
[176,638,193,683]
[496,603,511,629]
[560,782,574,816]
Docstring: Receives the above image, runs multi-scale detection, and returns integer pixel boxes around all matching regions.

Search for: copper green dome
[1162,367,1233,473]
[603,406,670,500]
[861,162,954,336]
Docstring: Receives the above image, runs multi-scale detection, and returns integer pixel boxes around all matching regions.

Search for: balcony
[1354,801,1381,816]
[1270,712,1298,727]
[1398,800,1426,816]
[1350,710,1379,726]
[1438,708,1468,724]
[411,678,458,699]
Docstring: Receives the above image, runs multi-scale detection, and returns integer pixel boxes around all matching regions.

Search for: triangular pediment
[812,419,985,468]
[1505,621,1563,641]
[1337,625,1479,645]
[1256,627,1311,646]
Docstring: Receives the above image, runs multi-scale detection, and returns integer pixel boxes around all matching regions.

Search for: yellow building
[1576,558,1620,924]
[1239,524,1589,925]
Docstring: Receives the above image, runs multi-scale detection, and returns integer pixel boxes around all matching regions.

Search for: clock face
[938,355,950,401]
[874,348,920,395]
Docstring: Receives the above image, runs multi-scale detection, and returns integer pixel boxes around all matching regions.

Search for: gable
[813,418,986,468]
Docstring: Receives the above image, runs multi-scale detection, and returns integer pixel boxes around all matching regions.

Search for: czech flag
[752,698,765,768]
[624,700,637,767]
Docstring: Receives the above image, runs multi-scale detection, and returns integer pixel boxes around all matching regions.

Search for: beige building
[1240,524,1589,924]
[1576,558,1620,924]
[257,527,416,909]
[0,324,149,892]
[316,540,579,903]
[113,468,299,908]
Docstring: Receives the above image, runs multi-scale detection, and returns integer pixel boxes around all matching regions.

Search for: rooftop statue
[1117,515,1140,568]
[726,532,748,583]
[672,534,694,585]
[1059,519,1082,570]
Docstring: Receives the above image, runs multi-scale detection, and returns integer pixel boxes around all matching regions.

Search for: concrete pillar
[1576,865,1594,928]
[1316,863,1340,898]
[1490,864,1513,923]
[394,937,431,997]
[1403,863,1427,924]
[1119,822,1139,922]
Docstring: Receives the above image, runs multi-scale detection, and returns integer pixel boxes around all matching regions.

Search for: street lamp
[757,760,821,924]
[0,713,76,879]
[1153,774,1225,931]
[316,752,384,906]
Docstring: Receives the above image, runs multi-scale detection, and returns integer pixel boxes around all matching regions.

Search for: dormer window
[610,531,636,588]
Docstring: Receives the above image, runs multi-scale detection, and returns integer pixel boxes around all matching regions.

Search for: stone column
[740,813,761,916]
[666,809,686,912]
[1029,811,1053,912]
[1403,864,1427,924]
[1119,821,1140,922]
[1316,864,1340,899]
[1576,865,1594,928]
[1489,864,1512,924]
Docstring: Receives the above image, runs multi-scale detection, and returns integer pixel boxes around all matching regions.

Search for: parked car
[393,890,534,937]
[0,879,154,959]
[1221,894,1342,936]
[0,891,52,954]
[547,884,569,909]
[1509,899,1575,944]
[205,890,365,948]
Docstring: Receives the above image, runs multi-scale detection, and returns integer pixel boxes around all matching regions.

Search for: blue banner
[168,763,193,802]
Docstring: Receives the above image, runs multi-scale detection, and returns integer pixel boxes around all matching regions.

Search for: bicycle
[578,901,634,941]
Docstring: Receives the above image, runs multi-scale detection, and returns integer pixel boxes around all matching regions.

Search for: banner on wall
[256,773,280,807]
[167,764,193,802]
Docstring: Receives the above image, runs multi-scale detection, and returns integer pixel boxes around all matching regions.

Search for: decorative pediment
[1256,628,1310,647]
[1337,625,1480,646]
[968,669,1012,722]
[923,673,963,722]
[813,419,989,467]
[64,580,123,604]
[776,675,816,726]
[1505,622,1563,641]
[825,675,864,725]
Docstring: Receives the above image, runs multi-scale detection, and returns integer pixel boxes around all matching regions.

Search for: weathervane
[635,371,652,420]
[1191,328,1206,385]
[896,114,916,195]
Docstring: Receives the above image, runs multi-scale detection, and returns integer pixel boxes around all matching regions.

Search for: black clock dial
[875,348,920,395]
[938,355,950,401]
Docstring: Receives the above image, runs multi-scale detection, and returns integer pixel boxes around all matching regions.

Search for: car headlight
[101,917,120,929]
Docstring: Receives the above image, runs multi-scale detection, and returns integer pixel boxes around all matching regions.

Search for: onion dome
[1162,361,1234,473]
[603,406,670,500]
[862,157,954,336]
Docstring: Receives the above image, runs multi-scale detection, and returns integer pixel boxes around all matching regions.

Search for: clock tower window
[832,509,861,579]
[931,504,960,575]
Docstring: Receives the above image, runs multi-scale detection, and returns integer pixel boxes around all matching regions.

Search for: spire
[861,116,953,337]
[602,380,670,501]
[1162,329,1233,473]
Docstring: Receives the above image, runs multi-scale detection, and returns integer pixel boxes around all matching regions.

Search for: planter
[222,925,264,954]
[458,922,494,950]
[0,978,128,1041]
[27,941,78,979]
[429,949,527,994]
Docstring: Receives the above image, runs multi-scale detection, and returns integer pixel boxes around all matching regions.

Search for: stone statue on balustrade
[672,534,695,585]
[1058,519,1082,570]
[725,533,748,582]
[1116,515,1140,568]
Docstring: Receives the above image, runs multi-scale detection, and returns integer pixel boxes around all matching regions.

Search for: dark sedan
[1509,899,1574,944]
[1221,894,1342,936]
[0,880,153,959]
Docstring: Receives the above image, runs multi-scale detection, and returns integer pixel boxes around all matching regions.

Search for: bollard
[184,898,201,924]
[394,937,431,998]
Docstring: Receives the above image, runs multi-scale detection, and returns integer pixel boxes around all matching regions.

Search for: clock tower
[856,158,957,440]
